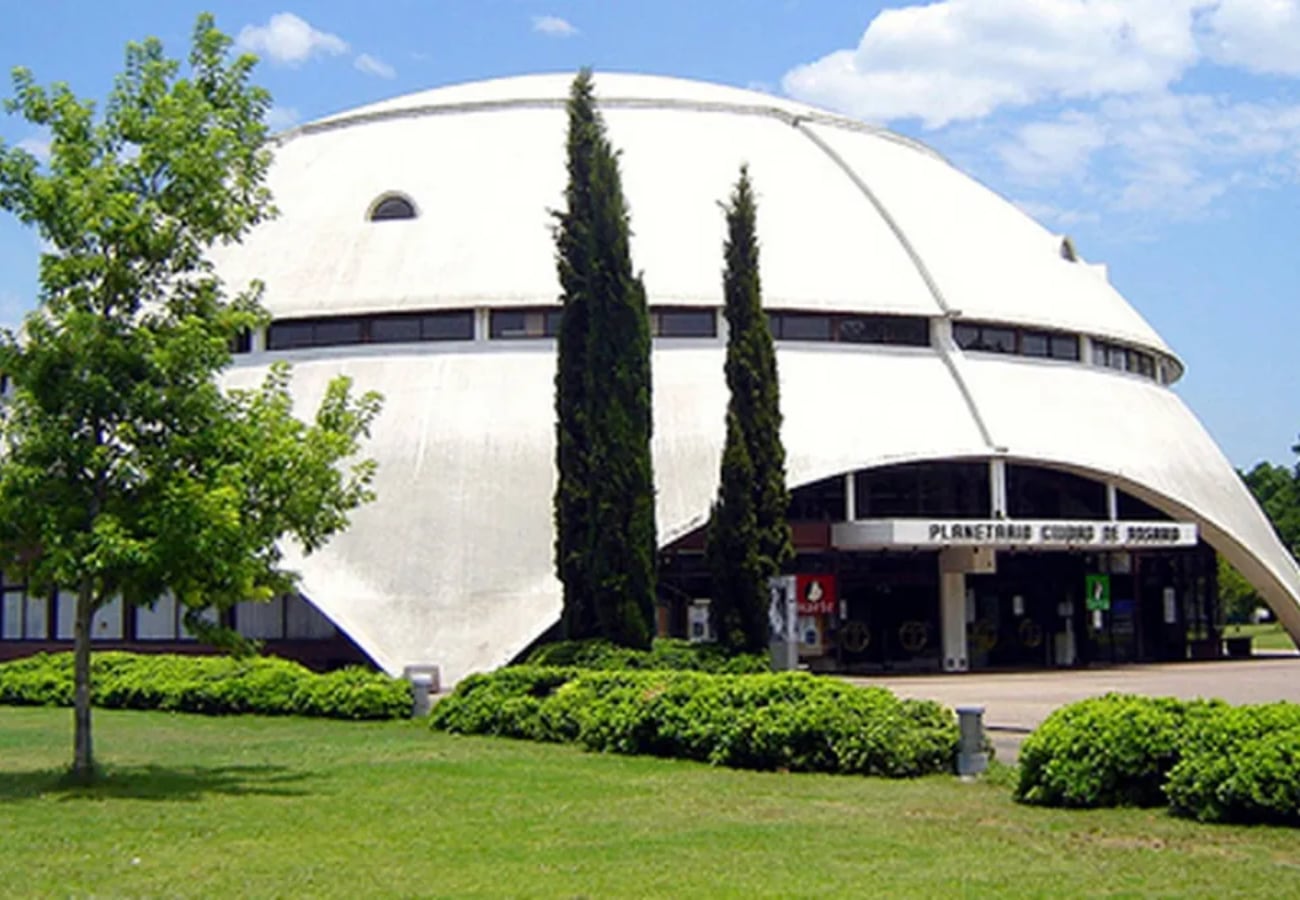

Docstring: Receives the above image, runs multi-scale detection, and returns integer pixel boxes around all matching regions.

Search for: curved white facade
[210,73,1300,682]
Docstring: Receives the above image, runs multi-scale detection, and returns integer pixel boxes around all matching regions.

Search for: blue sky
[1,1,1297,468]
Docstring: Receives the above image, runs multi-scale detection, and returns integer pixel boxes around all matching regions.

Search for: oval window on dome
[368,193,417,221]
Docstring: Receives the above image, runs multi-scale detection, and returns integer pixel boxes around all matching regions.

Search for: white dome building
[26,72,1288,683]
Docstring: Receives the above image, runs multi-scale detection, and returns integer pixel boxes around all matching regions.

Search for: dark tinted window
[1021,331,1050,357]
[269,310,474,349]
[490,308,562,339]
[787,474,846,521]
[370,195,416,220]
[855,461,990,518]
[654,308,715,338]
[777,313,832,341]
[1006,465,1107,519]
[267,321,315,350]
[836,314,930,346]
[1050,334,1080,360]
[424,311,474,340]
[370,316,422,344]
[315,319,362,346]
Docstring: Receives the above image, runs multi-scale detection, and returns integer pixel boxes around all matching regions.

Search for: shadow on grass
[0,763,313,802]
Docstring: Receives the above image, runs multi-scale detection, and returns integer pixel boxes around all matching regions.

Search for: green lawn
[2,707,1298,898]
[1222,621,1298,652]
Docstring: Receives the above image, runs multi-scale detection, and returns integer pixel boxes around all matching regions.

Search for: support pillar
[990,458,1007,519]
[940,570,969,672]
[844,471,857,521]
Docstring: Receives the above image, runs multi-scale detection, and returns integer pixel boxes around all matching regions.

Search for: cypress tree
[706,166,793,652]
[706,411,767,652]
[554,70,598,639]
[554,69,657,647]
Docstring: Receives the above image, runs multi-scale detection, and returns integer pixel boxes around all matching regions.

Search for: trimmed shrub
[1166,703,1300,825]
[0,652,410,720]
[430,666,958,777]
[1016,693,1300,827]
[524,638,768,674]
[1015,693,1223,808]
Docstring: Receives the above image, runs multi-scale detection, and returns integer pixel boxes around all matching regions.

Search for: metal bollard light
[403,665,441,718]
[956,705,988,777]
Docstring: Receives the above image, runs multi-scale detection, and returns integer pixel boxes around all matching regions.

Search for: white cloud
[265,106,300,131]
[997,112,1108,182]
[236,13,349,66]
[783,0,1210,127]
[15,135,50,162]
[532,15,578,38]
[1201,0,1300,75]
[780,1,1300,223]
[354,53,396,79]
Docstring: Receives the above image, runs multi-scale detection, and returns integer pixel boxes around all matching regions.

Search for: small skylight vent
[369,193,417,221]
[1060,236,1079,262]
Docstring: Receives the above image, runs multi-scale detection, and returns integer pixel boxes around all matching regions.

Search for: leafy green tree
[1218,556,1262,624]
[552,69,656,648]
[1243,460,1300,555]
[0,15,382,780]
[705,166,792,652]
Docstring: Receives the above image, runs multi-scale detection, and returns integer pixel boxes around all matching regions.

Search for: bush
[1166,703,1300,825]
[1015,694,1222,808]
[430,666,958,777]
[0,652,410,719]
[524,638,768,674]
[1015,693,1300,827]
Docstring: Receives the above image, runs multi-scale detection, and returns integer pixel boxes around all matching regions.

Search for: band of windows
[243,307,1171,385]
[268,311,474,350]
[767,312,931,346]
[1092,339,1158,380]
[953,321,1080,361]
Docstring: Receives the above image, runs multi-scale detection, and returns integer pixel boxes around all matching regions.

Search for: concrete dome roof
[210,73,1300,683]
[211,72,1172,361]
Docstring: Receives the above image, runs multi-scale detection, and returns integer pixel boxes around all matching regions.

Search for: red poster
[796,573,837,615]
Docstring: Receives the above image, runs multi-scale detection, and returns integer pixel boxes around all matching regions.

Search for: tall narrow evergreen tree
[553,69,657,647]
[554,71,599,639]
[705,411,767,652]
[706,166,793,652]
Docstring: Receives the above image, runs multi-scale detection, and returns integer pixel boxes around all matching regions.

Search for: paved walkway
[843,654,1300,762]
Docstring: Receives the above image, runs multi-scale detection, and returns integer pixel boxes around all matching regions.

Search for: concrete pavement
[843,655,1300,762]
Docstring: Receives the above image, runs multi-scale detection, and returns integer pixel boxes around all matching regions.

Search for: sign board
[767,576,799,671]
[833,519,1197,550]
[1085,574,1111,611]
[796,573,837,615]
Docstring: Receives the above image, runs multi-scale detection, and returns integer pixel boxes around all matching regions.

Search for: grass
[2,707,1299,898]
[1222,621,1298,652]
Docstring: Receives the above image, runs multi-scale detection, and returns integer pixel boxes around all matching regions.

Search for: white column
[989,458,1007,518]
[1106,482,1119,520]
[941,570,969,672]
[251,327,267,353]
[844,471,857,521]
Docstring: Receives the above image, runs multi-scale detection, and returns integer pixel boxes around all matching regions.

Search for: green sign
[1085,574,1111,611]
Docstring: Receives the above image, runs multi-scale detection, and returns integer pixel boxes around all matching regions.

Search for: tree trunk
[71,576,95,781]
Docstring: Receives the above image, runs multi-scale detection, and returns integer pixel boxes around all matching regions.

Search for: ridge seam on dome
[274,95,946,162]
[790,118,1000,453]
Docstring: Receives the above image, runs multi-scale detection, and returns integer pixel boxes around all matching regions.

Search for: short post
[403,664,441,718]
[956,705,988,777]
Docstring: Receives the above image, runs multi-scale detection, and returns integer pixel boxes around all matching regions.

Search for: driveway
[843,654,1300,762]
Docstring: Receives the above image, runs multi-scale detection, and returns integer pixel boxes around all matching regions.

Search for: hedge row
[430,666,958,777]
[0,652,411,720]
[1016,693,1300,826]
[524,638,769,674]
